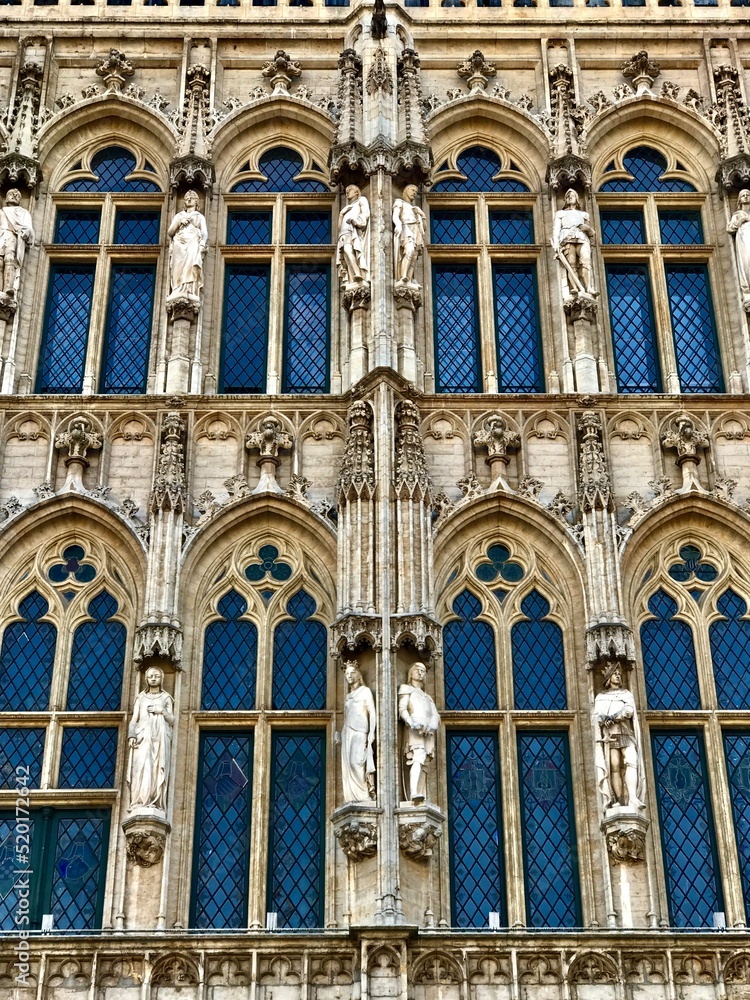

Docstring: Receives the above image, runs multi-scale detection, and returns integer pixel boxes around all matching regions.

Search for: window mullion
[81,248,110,395]
[644,197,680,392]
[247,713,270,929]
[502,715,525,926]
[477,248,496,392]
[267,195,285,394]
[706,717,746,926]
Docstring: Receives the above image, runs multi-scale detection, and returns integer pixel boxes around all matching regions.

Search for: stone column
[165,298,199,395]
[565,296,599,393]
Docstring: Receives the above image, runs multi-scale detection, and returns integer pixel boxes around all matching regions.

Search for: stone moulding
[134,621,183,668]
[330,613,383,656]
[586,622,636,669]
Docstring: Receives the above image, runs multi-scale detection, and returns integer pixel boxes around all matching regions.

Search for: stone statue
[593,664,645,812]
[393,184,426,285]
[0,189,34,300]
[551,188,596,300]
[728,188,750,312]
[167,190,208,305]
[398,661,440,804]
[336,184,370,286]
[128,666,174,814]
[341,661,376,803]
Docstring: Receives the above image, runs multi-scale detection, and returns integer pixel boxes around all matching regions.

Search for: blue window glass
[49,545,96,585]
[227,211,272,245]
[652,731,722,926]
[641,590,700,710]
[512,591,566,710]
[443,591,497,710]
[600,210,645,244]
[283,265,329,394]
[58,728,118,788]
[268,732,325,927]
[286,211,331,244]
[447,731,504,927]
[493,264,543,393]
[325,0,349,6]
[192,732,253,928]
[245,545,292,583]
[660,210,704,245]
[710,590,750,708]
[430,209,475,245]
[50,813,109,929]
[475,544,524,584]
[665,265,723,393]
[724,732,750,919]
[37,264,95,394]
[67,592,125,711]
[0,729,45,788]
[100,264,155,394]
[232,147,328,193]
[605,264,661,393]
[201,591,257,710]
[599,146,695,192]
[668,544,718,583]
[433,146,528,192]
[64,146,160,193]
[0,815,35,929]
[221,265,270,393]
[273,591,327,710]
[405,0,429,7]
[489,210,533,244]
[54,209,101,244]
[114,210,160,244]
[0,592,56,711]
[433,263,480,393]
[518,732,580,927]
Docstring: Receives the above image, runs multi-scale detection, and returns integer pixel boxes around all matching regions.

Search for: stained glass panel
[447,731,504,927]
[67,592,125,711]
[49,813,109,929]
[659,210,704,245]
[100,264,155,394]
[0,815,35,929]
[0,729,45,789]
[641,590,700,710]
[724,733,750,920]
[709,589,750,708]
[605,264,661,393]
[443,591,497,710]
[58,728,117,788]
[37,264,95,394]
[201,591,257,710]
[114,210,160,244]
[493,264,543,393]
[433,146,528,192]
[268,732,325,928]
[599,210,645,244]
[665,264,723,393]
[232,147,328,192]
[286,211,331,244]
[599,146,695,192]
[283,265,329,394]
[430,209,475,245]
[273,591,327,710]
[433,263,480,393]
[64,146,160,192]
[489,210,533,244]
[652,731,722,926]
[0,592,56,711]
[54,209,101,244]
[220,264,270,393]
[227,211,272,245]
[512,591,566,710]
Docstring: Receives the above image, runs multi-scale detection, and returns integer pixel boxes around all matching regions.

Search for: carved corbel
[54,416,103,493]
[620,50,660,96]
[245,415,293,494]
[472,414,520,491]
[261,50,302,97]
[660,413,709,491]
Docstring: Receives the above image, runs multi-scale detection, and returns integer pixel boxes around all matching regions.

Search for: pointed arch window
[201,591,258,710]
[443,591,497,710]
[67,591,126,711]
[710,589,750,709]
[272,590,327,710]
[641,590,701,710]
[0,592,56,711]
[512,591,566,710]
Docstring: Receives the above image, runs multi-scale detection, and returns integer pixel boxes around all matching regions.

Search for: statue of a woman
[167,190,208,305]
[341,662,376,803]
[398,661,440,804]
[128,666,174,814]
[728,188,750,312]
[593,663,645,812]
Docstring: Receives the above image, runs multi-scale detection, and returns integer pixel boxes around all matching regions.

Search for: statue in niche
[551,187,596,301]
[128,666,174,814]
[341,661,376,803]
[593,663,645,812]
[393,184,426,286]
[167,190,208,305]
[398,661,440,804]
[728,188,750,312]
[0,189,34,302]
[336,184,370,286]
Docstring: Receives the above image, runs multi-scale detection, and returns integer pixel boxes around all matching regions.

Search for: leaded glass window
[443,591,497,710]
[114,210,160,245]
[63,146,160,193]
[273,591,327,710]
[100,264,156,394]
[0,592,56,711]
[493,265,543,392]
[0,728,45,788]
[201,591,258,710]
[512,591,566,710]
[283,265,329,394]
[37,264,95,393]
[54,209,101,244]
[724,733,750,919]
[710,590,750,708]
[286,210,331,245]
[641,590,701,710]
[228,211,272,245]
[58,728,118,788]
[431,209,475,245]
[605,264,661,393]
[220,265,271,393]
[489,209,533,244]
[665,264,723,393]
[67,591,126,711]
[433,146,529,193]
[433,263,480,392]
[600,210,644,244]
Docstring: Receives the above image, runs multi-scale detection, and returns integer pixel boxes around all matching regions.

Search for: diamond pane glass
[659,210,704,245]
[599,146,695,192]
[227,211,272,244]
[665,264,723,393]
[433,264,480,393]
[67,592,125,711]
[37,264,95,393]
[430,209,475,244]
[54,209,101,244]
[493,264,543,392]
[221,265,270,393]
[273,591,327,710]
[50,814,108,929]
[201,591,257,710]
[0,815,35,929]
[443,591,497,710]
[605,264,661,393]
[652,731,722,926]
[641,590,700,710]
[600,210,645,244]
[286,211,331,244]
[232,147,328,192]
[114,210,160,244]
[433,146,528,192]
[283,265,329,394]
[518,732,580,927]
[448,731,504,927]
[192,732,253,928]
[512,591,566,709]
[0,592,56,711]
[100,264,155,394]
[268,732,325,928]
[709,589,750,708]
[0,729,45,788]
[489,210,533,244]
[64,146,160,192]
[724,733,750,920]
[58,728,117,788]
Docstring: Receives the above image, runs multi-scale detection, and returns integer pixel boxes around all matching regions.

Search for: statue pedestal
[331,802,381,862]
[165,296,200,394]
[396,803,445,926]
[396,802,444,862]
[394,282,421,385]
[564,294,600,393]
[343,282,370,386]
[601,807,650,928]
[122,813,170,930]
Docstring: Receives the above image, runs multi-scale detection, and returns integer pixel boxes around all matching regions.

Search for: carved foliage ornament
[337,400,375,501]
[394,399,430,498]
[621,50,661,95]
[151,411,187,514]
[125,829,166,867]
[96,49,135,94]
[367,46,393,97]
[261,50,302,96]
[606,826,646,865]
[334,819,378,861]
[577,411,612,512]
[457,49,496,95]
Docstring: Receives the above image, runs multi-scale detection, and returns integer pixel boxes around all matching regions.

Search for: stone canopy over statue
[0,188,34,305]
[167,190,208,307]
[552,188,596,302]
[398,661,440,804]
[594,663,645,813]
